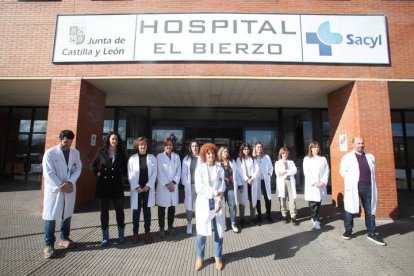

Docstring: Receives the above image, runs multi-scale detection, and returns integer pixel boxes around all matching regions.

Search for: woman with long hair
[236,143,259,225]
[218,146,241,233]
[252,142,274,222]
[90,131,127,246]
[181,140,200,235]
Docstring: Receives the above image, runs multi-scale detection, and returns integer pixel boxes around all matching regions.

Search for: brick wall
[41,78,105,211]
[0,1,413,79]
[328,81,398,219]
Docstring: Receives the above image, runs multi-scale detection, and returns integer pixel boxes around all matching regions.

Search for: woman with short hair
[303,141,330,230]
[156,137,181,237]
[128,137,157,244]
[275,147,298,225]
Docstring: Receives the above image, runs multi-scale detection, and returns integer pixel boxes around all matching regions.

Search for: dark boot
[101,228,109,246]
[117,226,125,244]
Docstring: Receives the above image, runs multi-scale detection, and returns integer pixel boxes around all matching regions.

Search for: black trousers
[257,180,272,217]
[309,201,321,222]
[100,197,125,229]
[158,206,175,229]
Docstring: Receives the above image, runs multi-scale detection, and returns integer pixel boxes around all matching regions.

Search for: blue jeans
[44,217,72,246]
[225,189,236,225]
[344,184,375,235]
[133,191,151,233]
[196,218,223,259]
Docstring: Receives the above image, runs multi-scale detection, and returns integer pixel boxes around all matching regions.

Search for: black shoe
[291,218,298,226]
[239,219,245,227]
[282,216,288,224]
[267,215,274,223]
[342,231,352,240]
[367,234,386,246]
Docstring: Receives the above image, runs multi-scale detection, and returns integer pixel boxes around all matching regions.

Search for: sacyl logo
[306,21,342,56]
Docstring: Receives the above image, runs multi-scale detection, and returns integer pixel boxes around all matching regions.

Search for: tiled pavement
[1,183,413,276]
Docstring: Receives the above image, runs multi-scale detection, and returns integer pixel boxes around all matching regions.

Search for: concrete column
[41,78,105,211]
[328,81,398,219]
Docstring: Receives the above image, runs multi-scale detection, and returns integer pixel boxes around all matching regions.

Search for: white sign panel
[135,13,302,62]
[53,14,136,62]
[301,15,389,64]
[52,13,390,64]
[339,134,348,152]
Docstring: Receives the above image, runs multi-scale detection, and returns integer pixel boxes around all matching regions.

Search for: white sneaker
[186,224,193,235]
[231,224,239,233]
[313,220,321,230]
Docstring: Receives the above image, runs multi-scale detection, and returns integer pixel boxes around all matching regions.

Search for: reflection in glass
[19,120,31,132]
[33,120,47,132]
[152,129,184,155]
[245,129,275,159]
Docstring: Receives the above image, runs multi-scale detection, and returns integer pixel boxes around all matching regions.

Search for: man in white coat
[340,137,386,246]
[42,130,82,258]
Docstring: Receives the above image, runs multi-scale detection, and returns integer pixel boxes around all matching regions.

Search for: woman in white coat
[181,140,200,235]
[156,137,181,237]
[42,130,82,259]
[194,143,225,271]
[128,137,157,244]
[218,146,242,233]
[236,143,259,225]
[303,141,330,230]
[253,142,274,222]
[275,147,298,225]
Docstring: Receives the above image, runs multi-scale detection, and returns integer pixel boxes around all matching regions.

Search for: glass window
[152,128,184,155]
[103,108,115,141]
[391,111,403,137]
[244,129,276,159]
[19,120,31,132]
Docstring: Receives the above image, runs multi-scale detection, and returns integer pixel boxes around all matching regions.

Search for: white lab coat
[225,160,243,205]
[195,162,226,238]
[303,155,330,202]
[155,152,181,207]
[275,159,297,199]
[236,157,259,207]
[181,155,201,211]
[340,151,377,215]
[42,145,82,220]
[128,153,157,209]
[256,154,273,200]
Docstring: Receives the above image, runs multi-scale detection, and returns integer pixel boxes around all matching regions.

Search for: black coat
[89,147,127,198]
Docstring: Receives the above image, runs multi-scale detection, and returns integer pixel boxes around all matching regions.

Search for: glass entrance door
[185,127,243,159]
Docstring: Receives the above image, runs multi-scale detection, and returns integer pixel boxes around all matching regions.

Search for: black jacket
[89,147,127,198]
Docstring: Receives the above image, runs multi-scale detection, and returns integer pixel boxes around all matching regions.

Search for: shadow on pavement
[223,225,333,267]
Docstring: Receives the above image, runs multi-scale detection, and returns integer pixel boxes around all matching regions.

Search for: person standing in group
[194,143,226,271]
[303,141,330,230]
[340,137,386,246]
[275,147,298,225]
[236,143,259,225]
[218,146,241,233]
[90,131,127,246]
[156,137,181,237]
[253,142,274,223]
[42,130,82,259]
[181,140,200,235]
[128,137,157,244]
